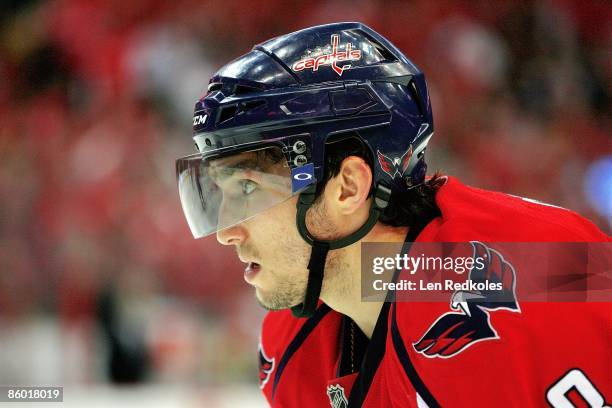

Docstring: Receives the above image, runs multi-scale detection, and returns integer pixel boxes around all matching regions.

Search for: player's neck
[322,223,409,338]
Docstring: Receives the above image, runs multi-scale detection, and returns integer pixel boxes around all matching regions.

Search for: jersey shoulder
[422,176,610,242]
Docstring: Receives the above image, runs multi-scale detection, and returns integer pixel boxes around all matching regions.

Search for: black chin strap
[291,182,392,318]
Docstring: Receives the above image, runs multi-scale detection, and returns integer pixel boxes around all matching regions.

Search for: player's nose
[215,197,248,245]
[216,224,247,246]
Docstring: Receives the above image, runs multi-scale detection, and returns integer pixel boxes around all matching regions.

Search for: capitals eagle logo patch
[413,242,521,358]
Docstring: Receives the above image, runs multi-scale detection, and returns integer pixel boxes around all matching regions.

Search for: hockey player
[175,23,611,407]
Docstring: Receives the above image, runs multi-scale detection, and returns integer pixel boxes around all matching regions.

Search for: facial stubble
[254,196,348,311]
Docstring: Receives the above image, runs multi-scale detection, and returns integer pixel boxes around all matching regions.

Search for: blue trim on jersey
[391,302,440,407]
[272,304,332,399]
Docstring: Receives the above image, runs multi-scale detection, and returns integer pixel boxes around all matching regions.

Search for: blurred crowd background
[0,0,610,405]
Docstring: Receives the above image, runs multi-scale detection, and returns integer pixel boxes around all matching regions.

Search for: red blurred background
[0,0,610,405]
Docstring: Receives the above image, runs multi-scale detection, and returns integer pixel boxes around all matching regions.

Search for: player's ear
[328,155,372,215]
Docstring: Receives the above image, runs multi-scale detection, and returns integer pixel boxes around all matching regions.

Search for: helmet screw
[294,155,307,167]
[293,141,306,154]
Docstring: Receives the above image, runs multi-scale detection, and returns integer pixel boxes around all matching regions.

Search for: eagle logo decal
[377,146,414,179]
[413,242,521,358]
[376,123,430,179]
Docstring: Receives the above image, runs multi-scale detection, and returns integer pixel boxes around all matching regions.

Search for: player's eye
[241,179,258,195]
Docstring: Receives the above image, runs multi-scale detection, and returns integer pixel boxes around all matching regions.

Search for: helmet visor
[176,144,315,238]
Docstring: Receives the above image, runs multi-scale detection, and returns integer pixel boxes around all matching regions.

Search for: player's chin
[254,287,301,311]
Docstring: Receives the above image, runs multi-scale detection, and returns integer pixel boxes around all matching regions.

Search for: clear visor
[176,144,314,238]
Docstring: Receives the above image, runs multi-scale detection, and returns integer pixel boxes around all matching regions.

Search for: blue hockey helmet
[176,22,434,316]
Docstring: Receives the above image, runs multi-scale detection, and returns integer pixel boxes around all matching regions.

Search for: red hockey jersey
[258,177,611,407]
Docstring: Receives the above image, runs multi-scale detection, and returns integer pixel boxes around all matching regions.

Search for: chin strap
[291,182,392,318]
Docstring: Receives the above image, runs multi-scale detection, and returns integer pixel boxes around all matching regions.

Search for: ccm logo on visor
[292,34,362,76]
[193,114,208,126]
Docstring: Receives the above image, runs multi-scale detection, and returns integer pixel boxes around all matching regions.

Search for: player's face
[216,195,305,309]
[215,172,337,310]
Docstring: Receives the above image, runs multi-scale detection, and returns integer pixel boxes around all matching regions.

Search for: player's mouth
[244,262,261,284]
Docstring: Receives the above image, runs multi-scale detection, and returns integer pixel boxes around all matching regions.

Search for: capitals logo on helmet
[291,34,362,76]
[376,123,430,181]
[377,146,413,179]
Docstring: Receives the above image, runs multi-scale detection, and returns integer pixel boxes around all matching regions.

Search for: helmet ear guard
[291,182,392,318]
